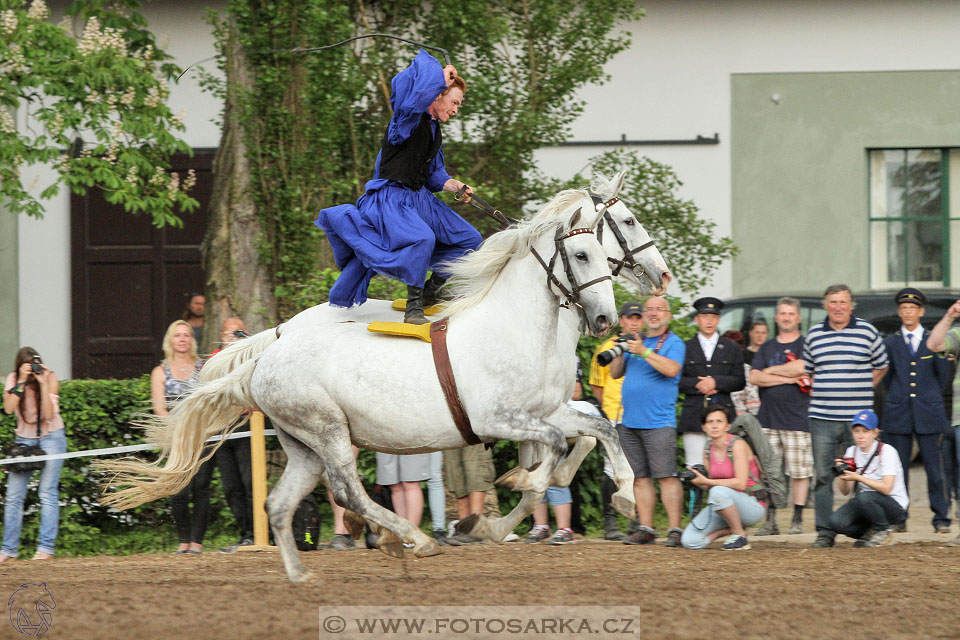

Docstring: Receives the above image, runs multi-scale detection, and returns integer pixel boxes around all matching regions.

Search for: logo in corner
[8,582,55,637]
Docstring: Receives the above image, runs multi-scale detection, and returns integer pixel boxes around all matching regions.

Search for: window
[869,148,960,288]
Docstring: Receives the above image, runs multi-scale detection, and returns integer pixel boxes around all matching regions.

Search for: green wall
[0,209,17,361]
[731,70,960,296]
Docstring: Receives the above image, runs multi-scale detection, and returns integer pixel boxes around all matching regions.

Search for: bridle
[589,192,660,289]
[530,218,612,330]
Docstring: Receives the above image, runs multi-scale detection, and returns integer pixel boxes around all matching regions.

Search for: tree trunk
[200,19,277,354]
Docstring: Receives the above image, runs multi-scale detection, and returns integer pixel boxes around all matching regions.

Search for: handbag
[4,442,46,473]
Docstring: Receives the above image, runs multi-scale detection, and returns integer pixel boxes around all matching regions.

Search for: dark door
[71,150,215,379]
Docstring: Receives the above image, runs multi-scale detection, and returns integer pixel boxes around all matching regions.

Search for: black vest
[378,112,442,190]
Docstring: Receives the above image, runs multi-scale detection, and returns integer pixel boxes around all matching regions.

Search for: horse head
[589,171,672,295]
[533,205,617,337]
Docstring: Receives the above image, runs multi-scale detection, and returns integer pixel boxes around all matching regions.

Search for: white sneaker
[502,533,520,542]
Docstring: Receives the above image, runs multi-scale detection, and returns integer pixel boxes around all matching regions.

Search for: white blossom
[182,168,196,191]
[1,10,17,36]
[27,0,49,21]
[170,107,184,128]
[0,110,16,134]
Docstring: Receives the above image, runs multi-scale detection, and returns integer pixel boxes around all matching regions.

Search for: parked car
[700,291,960,338]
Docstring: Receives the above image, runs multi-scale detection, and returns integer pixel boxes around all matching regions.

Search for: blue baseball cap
[850,409,879,430]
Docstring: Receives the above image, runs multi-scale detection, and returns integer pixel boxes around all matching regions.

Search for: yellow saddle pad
[367,321,432,342]
[391,299,445,316]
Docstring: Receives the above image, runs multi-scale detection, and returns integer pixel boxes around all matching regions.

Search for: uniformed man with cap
[881,287,952,533]
[678,297,746,472]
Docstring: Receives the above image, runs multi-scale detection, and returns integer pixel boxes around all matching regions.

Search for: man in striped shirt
[803,284,889,548]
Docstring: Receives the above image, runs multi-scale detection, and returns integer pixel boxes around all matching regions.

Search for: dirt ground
[2,539,959,640]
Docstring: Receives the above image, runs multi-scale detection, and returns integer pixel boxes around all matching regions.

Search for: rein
[589,193,659,288]
[530,222,612,330]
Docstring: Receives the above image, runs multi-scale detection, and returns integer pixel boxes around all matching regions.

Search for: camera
[30,355,43,375]
[596,333,638,366]
[679,464,709,485]
[832,457,856,476]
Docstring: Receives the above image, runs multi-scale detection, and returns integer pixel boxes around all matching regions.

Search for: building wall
[730,70,960,295]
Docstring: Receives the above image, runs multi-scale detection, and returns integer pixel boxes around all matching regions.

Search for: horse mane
[441,211,575,317]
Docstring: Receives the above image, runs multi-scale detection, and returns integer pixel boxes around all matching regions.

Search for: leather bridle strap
[590,192,658,281]
[430,318,482,446]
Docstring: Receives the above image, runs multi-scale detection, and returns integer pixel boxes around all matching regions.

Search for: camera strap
[854,442,883,494]
[639,330,671,354]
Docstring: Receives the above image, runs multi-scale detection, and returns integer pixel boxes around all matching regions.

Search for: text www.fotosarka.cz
[318,606,639,639]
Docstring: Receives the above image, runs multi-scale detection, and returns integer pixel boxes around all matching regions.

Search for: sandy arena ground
[2,536,959,640]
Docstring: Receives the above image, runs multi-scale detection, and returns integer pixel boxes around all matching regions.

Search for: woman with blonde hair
[151,320,211,554]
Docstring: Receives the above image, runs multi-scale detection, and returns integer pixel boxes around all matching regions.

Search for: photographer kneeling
[681,404,766,551]
[827,410,907,547]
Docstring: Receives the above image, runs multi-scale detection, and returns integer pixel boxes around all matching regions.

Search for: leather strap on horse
[430,318,482,446]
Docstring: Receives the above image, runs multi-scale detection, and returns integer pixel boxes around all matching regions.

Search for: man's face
[851,425,878,448]
[695,312,719,336]
[897,302,925,330]
[775,304,801,334]
[642,298,671,330]
[431,87,463,123]
[220,319,245,344]
[823,290,854,327]
[620,313,644,335]
[189,295,205,318]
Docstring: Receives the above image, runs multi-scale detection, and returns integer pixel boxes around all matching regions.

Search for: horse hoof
[414,539,443,558]
[456,513,481,535]
[612,493,636,520]
[343,509,367,540]
[495,466,529,491]
[289,570,314,584]
[376,529,405,558]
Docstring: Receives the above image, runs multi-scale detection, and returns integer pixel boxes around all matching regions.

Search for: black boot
[755,506,779,536]
[601,475,623,540]
[404,286,429,325]
[422,274,448,309]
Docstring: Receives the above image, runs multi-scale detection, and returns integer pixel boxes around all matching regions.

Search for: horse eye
[625,218,635,226]
[575,252,587,261]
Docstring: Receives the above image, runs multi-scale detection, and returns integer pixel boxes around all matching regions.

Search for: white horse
[263,172,671,542]
[101,206,630,583]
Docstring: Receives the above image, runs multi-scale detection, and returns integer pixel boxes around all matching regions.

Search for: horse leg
[293,423,441,561]
[266,427,324,583]
[542,405,637,520]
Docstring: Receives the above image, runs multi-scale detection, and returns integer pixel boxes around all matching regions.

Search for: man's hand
[695,376,717,395]
[443,64,458,86]
[444,178,472,203]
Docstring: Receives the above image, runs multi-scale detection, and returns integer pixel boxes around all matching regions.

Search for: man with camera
[827,410,907,547]
[804,285,888,548]
[610,296,686,546]
[590,302,645,540]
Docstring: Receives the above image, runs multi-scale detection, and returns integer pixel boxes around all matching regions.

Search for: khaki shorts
[763,428,813,479]
[443,444,496,499]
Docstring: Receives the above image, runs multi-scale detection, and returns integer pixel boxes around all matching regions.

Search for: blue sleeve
[425,146,452,192]
[662,337,686,381]
[387,50,447,146]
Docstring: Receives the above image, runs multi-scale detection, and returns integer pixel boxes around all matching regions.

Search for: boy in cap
[827,410,908,547]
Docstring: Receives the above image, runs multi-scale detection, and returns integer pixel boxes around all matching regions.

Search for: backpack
[292,494,320,551]
[728,413,788,509]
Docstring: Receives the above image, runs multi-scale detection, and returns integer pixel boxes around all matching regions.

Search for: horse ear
[567,206,582,229]
[609,171,626,197]
[590,171,609,194]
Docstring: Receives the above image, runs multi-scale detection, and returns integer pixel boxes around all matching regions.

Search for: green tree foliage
[0,0,197,225]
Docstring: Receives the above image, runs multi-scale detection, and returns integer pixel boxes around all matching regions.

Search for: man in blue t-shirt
[610,297,686,547]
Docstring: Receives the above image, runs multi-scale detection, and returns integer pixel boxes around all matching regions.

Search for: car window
[749,305,776,335]
[718,306,744,335]
[803,304,826,333]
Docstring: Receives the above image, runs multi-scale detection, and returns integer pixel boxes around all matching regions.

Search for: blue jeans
[427,451,445,532]
[681,486,766,549]
[2,430,67,557]
[809,417,853,539]
[828,490,906,539]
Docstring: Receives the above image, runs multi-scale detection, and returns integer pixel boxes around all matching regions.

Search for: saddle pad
[390,298,444,316]
[367,321,433,342]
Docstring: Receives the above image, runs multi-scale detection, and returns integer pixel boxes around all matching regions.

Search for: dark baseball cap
[619,302,643,317]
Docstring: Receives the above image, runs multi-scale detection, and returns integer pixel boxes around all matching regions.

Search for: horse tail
[99,357,261,510]
[198,327,278,383]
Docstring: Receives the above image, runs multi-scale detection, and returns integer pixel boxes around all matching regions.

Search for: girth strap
[430,318,482,446]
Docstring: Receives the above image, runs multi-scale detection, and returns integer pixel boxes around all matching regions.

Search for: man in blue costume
[315,50,482,324]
